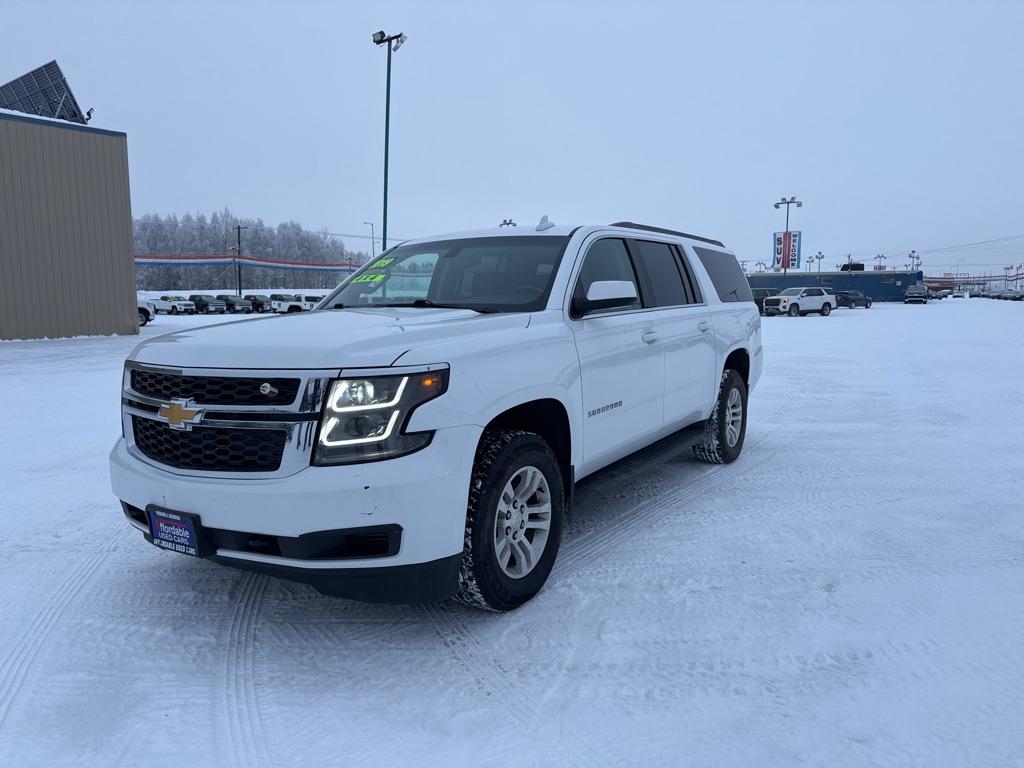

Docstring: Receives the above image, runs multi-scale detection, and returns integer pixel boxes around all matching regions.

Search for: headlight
[313,368,449,465]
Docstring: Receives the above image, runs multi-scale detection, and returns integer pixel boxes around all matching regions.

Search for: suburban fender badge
[157,399,204,431]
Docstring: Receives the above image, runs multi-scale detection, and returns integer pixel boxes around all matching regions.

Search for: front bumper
[110,423,482,600]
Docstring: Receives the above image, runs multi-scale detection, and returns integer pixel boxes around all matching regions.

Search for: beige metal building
[0,109,135,340]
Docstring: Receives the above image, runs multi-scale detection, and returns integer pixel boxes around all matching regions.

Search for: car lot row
[978,289,1024,300]
[140,292,326,316]
[749,284,973,316]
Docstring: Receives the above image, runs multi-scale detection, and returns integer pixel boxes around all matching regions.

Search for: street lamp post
[756,260,768,273]
[1016,263,1023,291]
[875,253,887,271]
[235,224,248,296]
[813,251,824,283]
[372,30,408,252]
[1005,265,1014,291]
[772,196,802,274]
[363,221,376,258]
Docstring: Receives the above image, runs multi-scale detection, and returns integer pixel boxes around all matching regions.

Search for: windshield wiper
[374,299,495,313]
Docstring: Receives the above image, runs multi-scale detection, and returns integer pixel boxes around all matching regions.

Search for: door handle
[697,320,711,332]
[641,331,659,344]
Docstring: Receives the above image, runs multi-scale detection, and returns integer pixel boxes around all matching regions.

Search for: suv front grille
[131,369,300,406]
[132,416,287,472]
[763,298,781,307]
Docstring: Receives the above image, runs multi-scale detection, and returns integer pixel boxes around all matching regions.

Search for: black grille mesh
[130,369,300,406]
[132,416,286,472]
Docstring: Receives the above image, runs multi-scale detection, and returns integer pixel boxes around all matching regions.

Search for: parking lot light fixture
[372,29,409,251]
[772,196,802,275]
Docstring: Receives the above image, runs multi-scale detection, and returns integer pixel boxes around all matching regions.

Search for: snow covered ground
[1,300,1022,767]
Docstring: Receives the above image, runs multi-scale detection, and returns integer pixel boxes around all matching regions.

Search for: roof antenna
[535,215,554,232]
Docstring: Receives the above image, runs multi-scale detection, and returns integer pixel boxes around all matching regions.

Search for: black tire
[288,306,301,313]
[137,311,148,327]
[170,306,178,315]
[787,304,800,317]
[693,369,748,465]
[866,300,872,308]
[820,303,831,316]
[455,430,565,612]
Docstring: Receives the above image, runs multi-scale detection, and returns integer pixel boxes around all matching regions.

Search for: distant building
[746,270,923,302]
[0,108,135,340]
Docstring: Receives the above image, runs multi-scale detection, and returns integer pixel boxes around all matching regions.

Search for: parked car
[137,299,156,327]
[762,287,833,316]
[111,220,763,611]
[835,290,872,309]
[216,295,253,314]
[298,294,325,311]
[244,294,273,313]
[270,294,304,313]
[188,294,227,314]
[904,285,930,304]
[153,296,196,315]
[751,288,774,315]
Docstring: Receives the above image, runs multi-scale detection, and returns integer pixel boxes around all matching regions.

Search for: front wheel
[693,369,748,464]
[866,300,872,308]
[137,311,149,327]
[820,303,831,316]
[787,304,800,317]
[170,306,178,315]
[455,430,564,612]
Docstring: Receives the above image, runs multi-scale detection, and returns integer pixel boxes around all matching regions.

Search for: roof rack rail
[609,221,724,247]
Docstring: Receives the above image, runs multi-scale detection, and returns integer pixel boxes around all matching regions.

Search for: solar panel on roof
[0,60,86,124]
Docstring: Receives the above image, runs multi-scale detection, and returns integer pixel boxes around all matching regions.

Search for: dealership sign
[773,231,802,269]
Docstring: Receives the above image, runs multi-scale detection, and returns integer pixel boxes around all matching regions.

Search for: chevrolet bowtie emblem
[158,400,203,430]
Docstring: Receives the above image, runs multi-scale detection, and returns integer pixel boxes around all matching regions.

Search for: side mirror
[572,280,638,317]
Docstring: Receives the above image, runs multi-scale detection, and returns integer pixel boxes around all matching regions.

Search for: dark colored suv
[751,288,773,314]
[835,290,872,309]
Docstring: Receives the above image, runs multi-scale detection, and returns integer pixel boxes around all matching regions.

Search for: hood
[129,307,530,370]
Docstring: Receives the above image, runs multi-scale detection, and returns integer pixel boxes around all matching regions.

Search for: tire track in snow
[556,429,786,577]
[223,572,272,768]
[421,602,609,768]
[0,528,119,732]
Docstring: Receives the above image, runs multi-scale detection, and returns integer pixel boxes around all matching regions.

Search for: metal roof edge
[0,108,126,138]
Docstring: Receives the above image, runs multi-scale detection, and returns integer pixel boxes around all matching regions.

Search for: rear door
[628,238,716,427]
[567,236,664,468]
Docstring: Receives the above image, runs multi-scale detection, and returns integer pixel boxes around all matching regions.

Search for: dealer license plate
[146,507,203,557]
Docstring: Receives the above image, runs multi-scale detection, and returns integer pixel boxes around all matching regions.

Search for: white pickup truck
[762,287,833,316]
[110,220,762,611]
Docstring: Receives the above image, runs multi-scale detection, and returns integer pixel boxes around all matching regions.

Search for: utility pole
[773,196,802,274]
[372,30,408,251]
[235,224,248,296]
[363,221,376,258]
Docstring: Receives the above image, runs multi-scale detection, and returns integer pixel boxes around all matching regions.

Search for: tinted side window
[574,239,641,311]
[692,247,754,303]
[631,240,688,308]
[806,288,823,296]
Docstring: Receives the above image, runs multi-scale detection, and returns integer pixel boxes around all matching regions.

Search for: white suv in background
[110,220,762,611]
[762,287,833,316]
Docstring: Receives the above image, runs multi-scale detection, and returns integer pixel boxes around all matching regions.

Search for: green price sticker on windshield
[352,273,386,284]
[369,257,395,269]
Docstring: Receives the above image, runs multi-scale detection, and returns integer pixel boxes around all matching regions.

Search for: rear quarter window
[692,247,754,303]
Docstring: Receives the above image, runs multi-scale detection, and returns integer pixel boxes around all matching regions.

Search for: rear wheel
[170,306,178,315]
[866,300,872,308]
[820,303,831,316]
[693,369,747,464]
[455,430,564,612]
[787,304,800,317]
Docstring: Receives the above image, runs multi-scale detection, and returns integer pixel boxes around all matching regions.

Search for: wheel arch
[481,398,573,495]
[722,346,750,386]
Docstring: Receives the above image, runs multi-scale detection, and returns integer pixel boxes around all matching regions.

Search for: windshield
[324,235,570,313]
[779,288,802,296]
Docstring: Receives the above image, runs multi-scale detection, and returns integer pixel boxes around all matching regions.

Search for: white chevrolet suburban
[110,221,763,611]
[762,286,833,316]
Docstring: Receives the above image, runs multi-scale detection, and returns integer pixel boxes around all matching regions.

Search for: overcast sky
[5,0,1023,272]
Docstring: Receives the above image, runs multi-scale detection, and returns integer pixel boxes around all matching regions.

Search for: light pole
[773,196,802,274]
[1016,263,1023,291]
[813,251,824,282]
[235,224,248,296]
[372,29,408,252]
[756,260,768,273]
[363,221,376,258]
[1005,265,1014,291]
[499,218,517,228]
[875,253,887,271]
[908,250,921,275]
